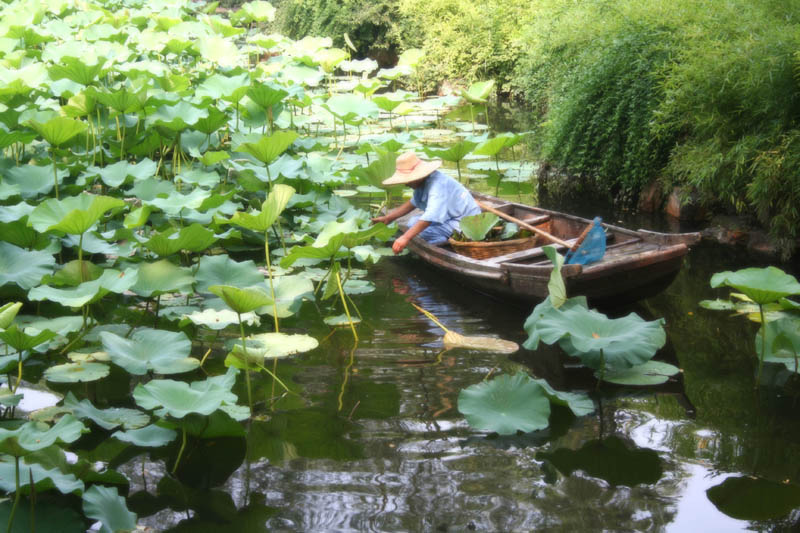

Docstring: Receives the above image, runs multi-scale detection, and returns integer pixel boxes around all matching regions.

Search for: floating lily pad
[45,361,110,383]
[324,314,362,327]
[601,360,680,386]
[458,373,551,435]
[226,332,318,369]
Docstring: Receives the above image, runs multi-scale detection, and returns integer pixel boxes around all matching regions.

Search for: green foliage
[398,0,531,93]
[272,0,403,61]
[515,0,800,256]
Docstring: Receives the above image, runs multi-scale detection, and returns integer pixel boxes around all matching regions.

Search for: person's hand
[392,234,410,254]
[371,215,390,225]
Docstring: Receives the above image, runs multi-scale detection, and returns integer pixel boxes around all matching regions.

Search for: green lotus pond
[2,0,800,530]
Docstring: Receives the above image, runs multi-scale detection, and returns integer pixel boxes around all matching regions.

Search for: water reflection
[121,241,800,531]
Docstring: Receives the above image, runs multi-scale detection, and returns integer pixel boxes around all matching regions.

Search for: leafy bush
[271,0,404,64]
[515,0,800,257]
[397,0,532,95]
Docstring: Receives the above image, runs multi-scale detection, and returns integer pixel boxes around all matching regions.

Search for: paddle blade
[565,217,606,265]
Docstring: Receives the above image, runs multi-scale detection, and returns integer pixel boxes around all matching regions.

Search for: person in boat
[371,151,481,254]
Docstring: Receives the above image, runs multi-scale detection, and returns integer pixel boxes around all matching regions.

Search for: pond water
[122,219,800,532]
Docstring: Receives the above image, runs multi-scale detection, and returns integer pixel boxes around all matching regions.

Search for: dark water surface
[127,213,800,531]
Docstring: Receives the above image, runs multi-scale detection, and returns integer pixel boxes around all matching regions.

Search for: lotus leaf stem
[756,304,766,387]
[263,235,280,332]
[171,426,187,474]
[335,269,358,341]
[238,314,254,412]
[51,148,59,200]
[5,457,21,533]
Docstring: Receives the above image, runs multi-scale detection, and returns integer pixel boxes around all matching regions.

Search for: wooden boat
[397,192,701,306]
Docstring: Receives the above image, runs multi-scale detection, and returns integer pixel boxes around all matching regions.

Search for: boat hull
[399,193,699,306]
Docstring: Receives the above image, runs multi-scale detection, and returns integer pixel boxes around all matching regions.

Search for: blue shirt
[410,170,480,226]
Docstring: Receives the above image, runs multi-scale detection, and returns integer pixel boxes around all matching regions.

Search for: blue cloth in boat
[409,170,481,244]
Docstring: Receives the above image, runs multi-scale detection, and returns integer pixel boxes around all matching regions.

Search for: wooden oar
[476,200,571,248]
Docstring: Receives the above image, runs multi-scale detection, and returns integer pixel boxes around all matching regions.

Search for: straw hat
[382,151,442,186]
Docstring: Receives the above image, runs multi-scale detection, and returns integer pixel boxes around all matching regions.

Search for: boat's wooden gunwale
[396,192,700,303]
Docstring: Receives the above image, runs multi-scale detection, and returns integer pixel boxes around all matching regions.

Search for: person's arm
[371,200,415,225]
[392,219,430,254]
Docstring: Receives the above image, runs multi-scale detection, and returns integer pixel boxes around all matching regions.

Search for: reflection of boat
[398,191,700,306]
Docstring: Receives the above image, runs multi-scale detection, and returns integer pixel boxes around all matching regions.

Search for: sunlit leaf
[101,327,199,376]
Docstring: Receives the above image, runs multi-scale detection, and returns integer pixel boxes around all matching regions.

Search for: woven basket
[448,235,539,260]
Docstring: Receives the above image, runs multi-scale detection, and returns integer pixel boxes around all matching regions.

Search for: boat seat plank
[486,238,580,265]
[523,236,640,266]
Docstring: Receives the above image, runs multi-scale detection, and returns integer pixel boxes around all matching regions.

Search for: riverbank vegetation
[270,0,800,257]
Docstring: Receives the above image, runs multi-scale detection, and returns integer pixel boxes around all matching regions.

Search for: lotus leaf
[711,266,800,304]
[62,392,148,430]
[461,80,495,104]
[209,284,273,314]
[523,296,666,371]
[323,94,379,124]
[144,188,211,215]
[0,302,22,329]
[247,83,288,111]
[195,255,264,294]
[45,361,110,383]
[324,314,362,327]
[176,168,222,188]
[48,56,105,85]
[458,373,551,435]
[459,212,500,241]
[15,315,83,338]
[3,163,67,198]
[227,332,318,369]
[129,260,194,298]
[0,241,55,290]
[82,485,138,533]
[28,194,125,235]
[183,307,260,330]
[147,100,209,131]
[543,246,566,308]
[142,225,218,257]
[133,367,243,418]
[28,268,138,308]
[47,260,103,287]
[756,317,800,372]
[112,424,178,447]
[0,459,84,495]
[601,360,680,385]
[28,116,87,147]
[234,130,298,165]
[0,415,86,456]
[81,158,157,187]
[194,35,242,68]
[256,274,314,317]
[0,324,57,352]
[230,183,295,233]
[529,377,595,416]
[100,327,199,376]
